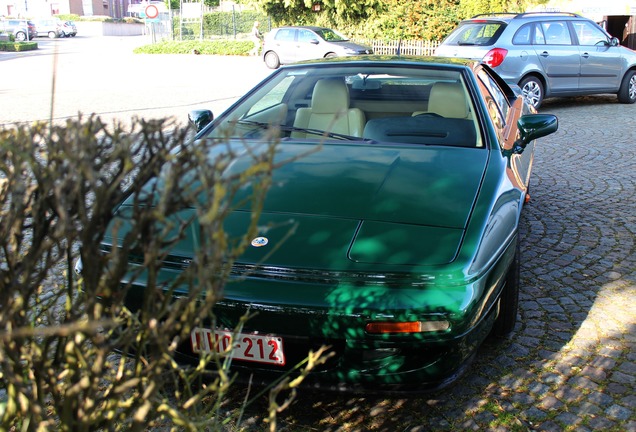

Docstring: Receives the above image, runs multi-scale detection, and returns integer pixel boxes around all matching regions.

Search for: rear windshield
[442,21,506,46]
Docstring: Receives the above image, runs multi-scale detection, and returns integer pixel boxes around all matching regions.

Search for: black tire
[264,51,280,69]
[15,31,26,41]
[617,70,636,104]
[519,76,544,109]
[491,239,520,338]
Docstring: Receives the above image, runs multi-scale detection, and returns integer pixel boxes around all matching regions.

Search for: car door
[294,29,325,62]
[533,21,580,94]
[476,67,532,189]
[271,28,298,64]
[570,19,622,92]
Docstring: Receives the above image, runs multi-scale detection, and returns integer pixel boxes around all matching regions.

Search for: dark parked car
[435,12,636,108]
[0,19,37,41]
[262,26,373,69]
[85,57,558,392]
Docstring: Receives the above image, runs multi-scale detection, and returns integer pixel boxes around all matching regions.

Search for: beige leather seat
[414,82,470,119]
[292,79,366,138]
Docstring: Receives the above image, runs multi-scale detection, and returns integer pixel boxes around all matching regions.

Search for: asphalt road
[0,35,272,128]
[2,36,635,431]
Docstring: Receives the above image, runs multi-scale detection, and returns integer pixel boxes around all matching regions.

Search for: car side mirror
[309,39,320,45]
[506,114,558,155]
[188,109,213,132]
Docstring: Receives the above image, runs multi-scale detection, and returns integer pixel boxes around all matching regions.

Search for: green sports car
[95,57,558,392]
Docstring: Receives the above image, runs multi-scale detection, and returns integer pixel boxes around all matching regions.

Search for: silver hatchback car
[436,12,636,108]
[262,26,373,69]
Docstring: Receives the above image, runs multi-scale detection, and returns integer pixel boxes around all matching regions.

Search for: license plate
[190,327,286,366]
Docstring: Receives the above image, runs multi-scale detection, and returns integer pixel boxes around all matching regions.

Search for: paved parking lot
[2,36,634,431]
[0,35,272,127]
[224,95,634,431]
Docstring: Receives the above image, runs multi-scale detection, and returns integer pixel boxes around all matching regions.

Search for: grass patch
[133,40,253,56]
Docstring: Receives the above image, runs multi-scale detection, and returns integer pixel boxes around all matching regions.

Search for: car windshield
[443,21,506,46]
[314,28,348,42]
[203,64,482,148]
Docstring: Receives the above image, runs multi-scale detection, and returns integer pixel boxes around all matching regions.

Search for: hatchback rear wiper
[236,120,363,141]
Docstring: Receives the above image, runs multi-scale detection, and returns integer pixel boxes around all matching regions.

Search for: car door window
[477,69,509,132]
[297,29,317,43]
[572,20,609,46]
[541,22,571,45]
[512,23,532,45]
[274,28,296,42]
[246,75,295,116]
[533,23,546,44]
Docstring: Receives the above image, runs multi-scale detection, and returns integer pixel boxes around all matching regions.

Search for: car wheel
[15,31,26,41]
[264,51,280,69]
[520,76,544,109]
[617,70,636,104]
[48,31,57,39]
[491,239,520,338]
[325,52,337,58]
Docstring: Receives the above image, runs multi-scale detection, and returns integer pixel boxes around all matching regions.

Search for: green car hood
[226,143,489,268]
[114,143,488,269]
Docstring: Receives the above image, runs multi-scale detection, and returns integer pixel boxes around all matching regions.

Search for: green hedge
[133,40,253,55]
[53,14,142,24]
[0,41,38,52]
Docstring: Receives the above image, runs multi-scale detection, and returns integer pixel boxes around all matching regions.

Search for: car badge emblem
[251,237,268,247]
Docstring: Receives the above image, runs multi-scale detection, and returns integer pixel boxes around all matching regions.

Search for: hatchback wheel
[15,31,26,41]
[617,70,636,104]
[264,51,280,69]
[520,76,544,109]
[48,31,57,38]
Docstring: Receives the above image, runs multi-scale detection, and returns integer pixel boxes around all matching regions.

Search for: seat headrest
[428,82,469,118]
[311,79,350,113]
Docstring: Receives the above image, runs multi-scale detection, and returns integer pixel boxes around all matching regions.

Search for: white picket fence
[355,39,441,56]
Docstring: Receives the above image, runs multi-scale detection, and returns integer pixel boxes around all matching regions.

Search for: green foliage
[0,41,38,52]
[250,0,538,41]
[252,0,461,40]
[133,39,253,55]
[458,0,532,19]
[54,13,81,21]
[371,0,461,40]
[0,116,330,430]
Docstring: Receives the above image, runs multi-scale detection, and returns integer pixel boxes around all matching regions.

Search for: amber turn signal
[365,321,450,334]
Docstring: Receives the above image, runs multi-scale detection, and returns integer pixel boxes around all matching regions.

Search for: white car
[262,26,373,69]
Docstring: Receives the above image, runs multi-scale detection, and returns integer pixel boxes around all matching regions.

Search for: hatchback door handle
[540,51,549,57]
[581,52,590,59]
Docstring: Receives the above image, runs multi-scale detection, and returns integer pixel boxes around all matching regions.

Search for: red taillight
[483,48,508,67]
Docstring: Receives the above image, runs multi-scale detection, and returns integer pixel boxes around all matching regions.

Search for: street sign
[145,5,159,19]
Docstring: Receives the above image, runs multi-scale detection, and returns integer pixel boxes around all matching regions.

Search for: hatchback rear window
[443,22,506,46]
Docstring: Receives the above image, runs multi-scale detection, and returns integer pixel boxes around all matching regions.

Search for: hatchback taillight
[483,48,508,67]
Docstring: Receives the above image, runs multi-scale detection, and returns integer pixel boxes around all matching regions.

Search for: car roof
[283,55,480,69]
[274,25,330,32]
[465,11,583,23]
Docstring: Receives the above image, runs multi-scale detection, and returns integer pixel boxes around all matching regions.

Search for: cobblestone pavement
[3,39,634,430]
[232,96,636,431]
